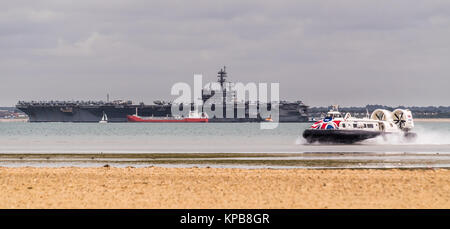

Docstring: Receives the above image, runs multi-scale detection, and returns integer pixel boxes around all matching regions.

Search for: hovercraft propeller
[393,113,406,129]
[371,109,391,121]
[375,113,384,121]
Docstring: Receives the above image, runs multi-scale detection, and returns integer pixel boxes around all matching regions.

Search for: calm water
[0,122,449,153]
[0,122,449,168]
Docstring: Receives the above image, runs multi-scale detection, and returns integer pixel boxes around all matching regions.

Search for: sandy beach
[0,167,448,209]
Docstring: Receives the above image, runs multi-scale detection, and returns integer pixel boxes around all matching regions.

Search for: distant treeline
[309,105,450,118]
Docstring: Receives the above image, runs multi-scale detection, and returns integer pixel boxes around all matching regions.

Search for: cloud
[0,8,61,24]
[34,32,112,57]
[0,0,450,106]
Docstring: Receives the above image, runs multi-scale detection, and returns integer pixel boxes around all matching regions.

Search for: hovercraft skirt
[302,129,382,144]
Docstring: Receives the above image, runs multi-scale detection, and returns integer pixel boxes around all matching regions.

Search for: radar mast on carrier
[217,66,227,88]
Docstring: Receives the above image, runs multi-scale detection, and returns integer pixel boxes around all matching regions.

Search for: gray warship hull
[16,102,309,123]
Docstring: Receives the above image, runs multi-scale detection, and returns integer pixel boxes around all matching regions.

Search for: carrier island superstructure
[16,67,309,123]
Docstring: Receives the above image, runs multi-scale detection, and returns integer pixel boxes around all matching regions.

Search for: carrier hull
[17,103,310,123]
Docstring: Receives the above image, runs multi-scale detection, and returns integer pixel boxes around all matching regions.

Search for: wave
[363,126,450,145]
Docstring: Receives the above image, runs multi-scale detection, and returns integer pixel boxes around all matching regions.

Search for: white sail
[99,112,108,123]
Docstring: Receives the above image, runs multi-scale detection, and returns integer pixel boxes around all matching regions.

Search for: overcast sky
[1,0,449,107]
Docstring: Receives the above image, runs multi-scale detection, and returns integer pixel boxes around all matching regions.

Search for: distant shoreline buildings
[0,107,28,121]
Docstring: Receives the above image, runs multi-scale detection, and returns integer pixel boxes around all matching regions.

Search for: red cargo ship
[127,111,209,123]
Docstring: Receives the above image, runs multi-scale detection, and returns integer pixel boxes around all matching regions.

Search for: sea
[0,122,449,169]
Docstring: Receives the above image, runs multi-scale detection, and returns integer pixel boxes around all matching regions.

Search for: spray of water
[295,136,307,145]
[363,124,450,145]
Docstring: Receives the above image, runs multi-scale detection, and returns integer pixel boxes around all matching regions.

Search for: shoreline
[0,167,448,208]
[0,152,449,169]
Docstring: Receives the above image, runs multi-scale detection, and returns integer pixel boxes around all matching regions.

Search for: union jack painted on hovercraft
[310,118,341,130]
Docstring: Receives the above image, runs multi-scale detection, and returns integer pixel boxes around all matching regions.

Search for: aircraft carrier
[16,67,310,123]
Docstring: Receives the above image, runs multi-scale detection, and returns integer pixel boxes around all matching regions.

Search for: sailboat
[99,112,108,123]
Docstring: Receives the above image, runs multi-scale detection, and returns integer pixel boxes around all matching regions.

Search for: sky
[1,0,449,107]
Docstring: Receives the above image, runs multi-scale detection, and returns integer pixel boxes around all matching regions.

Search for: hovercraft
[303,106,417,144]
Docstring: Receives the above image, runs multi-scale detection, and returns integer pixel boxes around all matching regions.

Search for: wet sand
[2,151,450,169]
[0,167,448,209]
